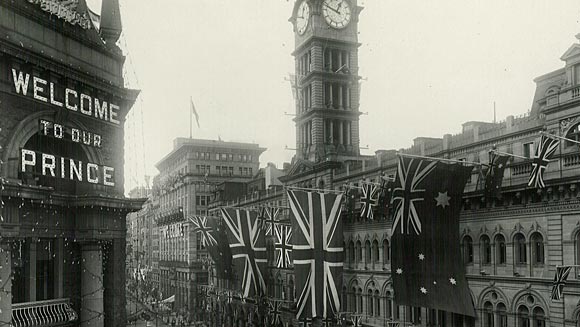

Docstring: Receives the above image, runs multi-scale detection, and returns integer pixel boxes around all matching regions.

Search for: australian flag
[220,208,267,299]
[189,215,233,279]
[288,189,344,320]
[391,156,476,317]
[484,152,510,199]
[528,135,559,189]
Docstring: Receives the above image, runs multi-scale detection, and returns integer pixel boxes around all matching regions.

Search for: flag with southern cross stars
[359,183,379,220]
[391,156,476,317]
[258,206,281,236]
[551,266,572,300]
[189,215,233,279]
[274,223,293,268]
[288,189,344,320]
[220,208,267,299]
[528,135,559,189]
[484,152,510,199]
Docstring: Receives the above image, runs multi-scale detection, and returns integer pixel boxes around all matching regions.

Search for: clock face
[296,0,310,35]
[322,0,351,29]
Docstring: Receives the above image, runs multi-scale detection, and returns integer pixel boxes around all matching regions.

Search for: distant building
[151,138,265,318]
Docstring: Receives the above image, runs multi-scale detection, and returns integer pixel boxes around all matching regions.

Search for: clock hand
[323,3,340,15]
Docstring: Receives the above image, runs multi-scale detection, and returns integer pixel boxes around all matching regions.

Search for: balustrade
[11,299,77,327]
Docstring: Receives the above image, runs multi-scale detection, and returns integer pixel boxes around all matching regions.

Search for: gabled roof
[560,43,580,62]
[286,159,315,176]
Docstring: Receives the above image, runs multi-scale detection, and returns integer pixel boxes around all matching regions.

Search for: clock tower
[290,0,363,162]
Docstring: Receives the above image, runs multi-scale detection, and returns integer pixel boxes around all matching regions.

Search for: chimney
[100,0,122,45]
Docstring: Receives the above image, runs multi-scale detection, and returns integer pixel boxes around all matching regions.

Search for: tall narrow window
[365,240,371,263]
[518,306,530,327]
[356,241,362,263]
[532,307,545,327]
[463,236,474,264]
[383,239,390,263]
[483,302,494,327]
[531,232,544,264]
[481,235,491,265]
[495,234,506,264]
[372,240,379,263]
[36,238,55,301]
[497,303,508,327]
[514,233,527,264]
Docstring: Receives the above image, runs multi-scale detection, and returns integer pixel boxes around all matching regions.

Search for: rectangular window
[239,167,243,175]
[523,142,534,158]
[249,168,253,176]
[229,167,233,176]
[215,153,220,160]
[228,154,233,161]
[221,153,227,161]
[216,166,221,175]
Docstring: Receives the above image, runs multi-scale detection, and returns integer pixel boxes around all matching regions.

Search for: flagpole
[397,152,488,167]
[490,150,529,160]
[541,131,580,145]
[189,97,192,139]
[285,185,346,194]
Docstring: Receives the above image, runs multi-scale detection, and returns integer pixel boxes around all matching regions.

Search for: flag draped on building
[220,208,267,299]
[288,189,344,320]
[484,152,510,199]
[391,156,476,317]
[190,215,233,279]
[551,266,572,300]
[528,135,559,188]
[274,223,292,268]
[359,183,379,220]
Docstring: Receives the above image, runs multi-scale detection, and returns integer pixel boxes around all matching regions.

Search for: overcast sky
[107,0,580,192]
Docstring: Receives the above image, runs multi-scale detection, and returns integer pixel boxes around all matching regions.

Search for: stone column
[328,83,333,108]
[81,243,104,327]
[339,121,344,145]
[337,51,342,71]
[346,87,351,109]
[29,238,37,301]
[329,121,334,144]
[346,122,352,146]
[0,242,12,324]
[338,85,343,109]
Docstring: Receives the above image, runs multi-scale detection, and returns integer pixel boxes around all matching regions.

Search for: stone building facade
[0,0,143,326]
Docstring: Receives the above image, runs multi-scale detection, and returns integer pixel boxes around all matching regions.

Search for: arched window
[517,305,530,327]
[351,287,357,311]
[385,291,393,319]
[374,290,381,317]
[342,286,348,312]
[349,241,355,263]
[365,240,371,263]
[481,235,491,265]
[514,234,527,264]
[531,233,544,264]
[358,288,363,313]
[356,241,362,263]
[532,307,545,327]
[372,240,379,263]
[463,236,474,264]
[367,289,374,316]
[288,278,295,302]
[495,234,506,264]
[383,239,390,263]
[497,303,508,327]
[483,301,494,327]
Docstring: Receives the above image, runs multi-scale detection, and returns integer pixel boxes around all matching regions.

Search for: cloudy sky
[105,0,580,192]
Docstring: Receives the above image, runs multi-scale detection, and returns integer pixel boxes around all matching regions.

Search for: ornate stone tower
[290,0,363,162]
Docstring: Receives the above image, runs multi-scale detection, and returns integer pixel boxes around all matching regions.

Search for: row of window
[462,232,544,266]
[296,48,351,77]
[194,152,253,162]
[195,165,253,176]
[346,239,390,265]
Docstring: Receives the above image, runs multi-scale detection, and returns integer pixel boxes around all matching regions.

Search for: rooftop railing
[11,298,77,327]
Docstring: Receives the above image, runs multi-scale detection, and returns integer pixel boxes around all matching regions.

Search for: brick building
[150,138,265,319]
[0,0,143,326]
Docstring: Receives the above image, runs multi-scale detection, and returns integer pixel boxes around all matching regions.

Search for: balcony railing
[11,298,77,327]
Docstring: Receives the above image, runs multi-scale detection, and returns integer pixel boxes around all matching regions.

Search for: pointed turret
[100,0,122,44]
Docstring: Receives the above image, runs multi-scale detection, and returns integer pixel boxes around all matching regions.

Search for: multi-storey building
[201,2,580,327]
[151,138,265,318]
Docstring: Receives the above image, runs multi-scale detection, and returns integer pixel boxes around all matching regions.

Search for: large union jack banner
[274,223,292,268]
[189,215,233,279]
[528,135,559,189]
[288,189,344,320]
[190,215,217,247]
[220,208,267,299]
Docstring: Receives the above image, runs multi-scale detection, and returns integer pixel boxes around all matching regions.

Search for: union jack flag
[274,224,292,268]
[220,208,267,299]
[258,206,281,236]
[528,135,559,189]
[551,266,572,300]
[360,183,379,220]
[268,300,282,326]
[288,189,344,320]
[392,156,437,235]
[190,216,217,247]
